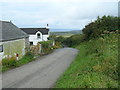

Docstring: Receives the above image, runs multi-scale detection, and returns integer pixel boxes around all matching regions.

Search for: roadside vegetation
[1,52,35,72]
[55,16,119,88]
[1,40,62,72]
[39,40,62,54]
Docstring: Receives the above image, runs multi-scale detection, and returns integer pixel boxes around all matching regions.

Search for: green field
[55,33,118,88]
[50,30,82,37]
[56,34,74,37]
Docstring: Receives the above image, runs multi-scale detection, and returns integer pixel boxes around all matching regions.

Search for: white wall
[29,31,49,45]
[43,35,49,41]
[29,35,43,45]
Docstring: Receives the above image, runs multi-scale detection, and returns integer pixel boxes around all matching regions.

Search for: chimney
[46,24,49,29]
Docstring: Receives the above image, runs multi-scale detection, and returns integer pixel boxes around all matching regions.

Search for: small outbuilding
[0,21,29,61]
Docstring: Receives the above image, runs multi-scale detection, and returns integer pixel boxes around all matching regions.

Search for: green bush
[2,59,9,66]
[82,16,119,40]
[39,40,53,48]
[8,59,17,67]
[49,35,65,43]
[63,34,85,47]
[2,58,17,67]
[25,52,34,58]
[17,52,34,66]
[55,36,65,43]
[2,52,35,72]
[39,40,54,54]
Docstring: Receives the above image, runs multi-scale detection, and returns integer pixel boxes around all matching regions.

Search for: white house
[21,25,50,45]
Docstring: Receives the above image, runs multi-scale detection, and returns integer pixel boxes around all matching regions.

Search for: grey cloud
[1,1,118,30]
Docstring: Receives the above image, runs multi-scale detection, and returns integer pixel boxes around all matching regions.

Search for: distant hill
[68,30,83,34]
[50,30,82,37]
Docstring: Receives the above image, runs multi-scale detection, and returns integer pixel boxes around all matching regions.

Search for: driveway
[2,48,78,88]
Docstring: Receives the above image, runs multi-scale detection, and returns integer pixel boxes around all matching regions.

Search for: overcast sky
[0,0,119,31]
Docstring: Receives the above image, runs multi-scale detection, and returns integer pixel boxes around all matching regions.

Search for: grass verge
[55,33,118,88]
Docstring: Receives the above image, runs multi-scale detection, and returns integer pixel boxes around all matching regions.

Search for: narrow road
[2,48,78,88]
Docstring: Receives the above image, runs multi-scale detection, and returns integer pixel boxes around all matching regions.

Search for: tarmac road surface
[2,48,78,88]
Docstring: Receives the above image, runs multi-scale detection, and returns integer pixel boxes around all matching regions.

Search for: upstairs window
[37,33,40,39]
[0,45,3,52]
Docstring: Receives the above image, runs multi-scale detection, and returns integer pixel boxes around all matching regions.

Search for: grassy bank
[55,33,118,88]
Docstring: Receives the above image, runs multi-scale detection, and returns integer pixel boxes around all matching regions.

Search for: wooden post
[40,44,42,54]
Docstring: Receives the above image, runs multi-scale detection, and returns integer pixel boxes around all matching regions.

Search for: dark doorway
[30,42,33,45]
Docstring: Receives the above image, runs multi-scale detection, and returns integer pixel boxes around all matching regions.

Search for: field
[56,34,73,37]
[50,30,82,37]
[55,33,118,88]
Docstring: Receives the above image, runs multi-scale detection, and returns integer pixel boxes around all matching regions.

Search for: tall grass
[55,33,118,88]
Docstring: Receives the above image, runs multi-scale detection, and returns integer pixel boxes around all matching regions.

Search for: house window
[37,33,40,39]
[0,45,3,52]
[30,42,33,45]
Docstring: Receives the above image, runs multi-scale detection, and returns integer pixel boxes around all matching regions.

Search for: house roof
[0,21,29,42]
[20,28,49,35]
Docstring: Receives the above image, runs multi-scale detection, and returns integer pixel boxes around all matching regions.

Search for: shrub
[8,59,17,67]
[2,52,35,72]
[39,40,54,54]
[55,36,65,43]
[52,45,60,49]
[63,34,85,47]
[2,57,17,67]
[52,43,62,49]
[30,44,41,55]
[82,16,119,40]
[39,40,53,48]
[25,52,34,58]
[2,59,9,66]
